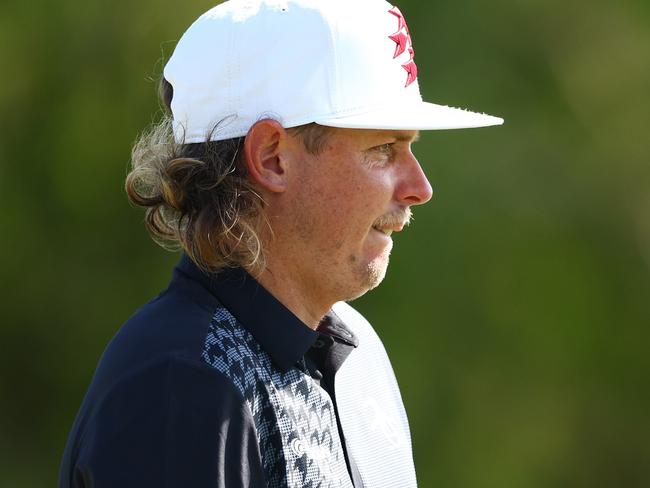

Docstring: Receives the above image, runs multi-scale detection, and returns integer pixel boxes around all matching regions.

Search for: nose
[395,153,433,206]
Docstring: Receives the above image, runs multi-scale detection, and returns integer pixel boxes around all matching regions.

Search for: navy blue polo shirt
[59,255,417,487]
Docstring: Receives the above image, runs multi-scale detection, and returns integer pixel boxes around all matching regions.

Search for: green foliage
[1,0,648,485]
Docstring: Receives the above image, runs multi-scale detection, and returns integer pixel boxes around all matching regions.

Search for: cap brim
[314,101,503,131]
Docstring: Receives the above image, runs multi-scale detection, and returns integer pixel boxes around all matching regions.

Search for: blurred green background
[1,0,649,486]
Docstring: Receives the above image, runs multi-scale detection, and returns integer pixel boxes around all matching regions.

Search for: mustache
[373,207,413,229]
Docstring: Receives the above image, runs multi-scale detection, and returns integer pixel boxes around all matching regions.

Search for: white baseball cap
[163,0,504,144]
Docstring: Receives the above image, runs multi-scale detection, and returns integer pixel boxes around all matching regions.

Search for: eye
[364,142,396,167]
[373,143,394,155]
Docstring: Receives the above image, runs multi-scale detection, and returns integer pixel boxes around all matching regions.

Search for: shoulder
[94,272,221,387]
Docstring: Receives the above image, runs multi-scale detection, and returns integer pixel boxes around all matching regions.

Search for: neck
[256,262,331,330]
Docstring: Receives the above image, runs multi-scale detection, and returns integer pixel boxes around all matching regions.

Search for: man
[60,0,502,486]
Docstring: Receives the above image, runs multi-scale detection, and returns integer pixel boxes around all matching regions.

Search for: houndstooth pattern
[201,308,354,488]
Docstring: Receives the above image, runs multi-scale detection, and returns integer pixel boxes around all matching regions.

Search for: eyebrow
[394,131,420,142]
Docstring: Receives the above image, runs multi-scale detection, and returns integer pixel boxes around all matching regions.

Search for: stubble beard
[344,245,392,302]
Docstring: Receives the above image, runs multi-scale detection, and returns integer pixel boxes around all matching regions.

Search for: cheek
[326,181,378,232]
[293,155,393,240]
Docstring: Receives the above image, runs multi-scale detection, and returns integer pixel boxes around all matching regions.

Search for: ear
[243,119,290,193]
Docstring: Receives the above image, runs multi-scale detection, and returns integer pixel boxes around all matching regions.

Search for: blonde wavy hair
[125,78,330,276]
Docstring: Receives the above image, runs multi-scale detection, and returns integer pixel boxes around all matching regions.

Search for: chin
[367,254,390,286]
[345,255,390,301]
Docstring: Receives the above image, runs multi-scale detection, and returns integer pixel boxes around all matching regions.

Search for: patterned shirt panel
[201,307,354,488]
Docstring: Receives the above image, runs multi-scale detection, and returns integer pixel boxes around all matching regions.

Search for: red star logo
[388,7,408,33]
[389,31,408,58]
[388,6,418,87]
[402,60,418,87]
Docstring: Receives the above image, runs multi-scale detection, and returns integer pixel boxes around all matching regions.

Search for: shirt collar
[175,254,319,372]
[318,311,359,347]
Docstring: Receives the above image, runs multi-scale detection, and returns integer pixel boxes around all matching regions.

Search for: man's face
[276,127,433,304]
